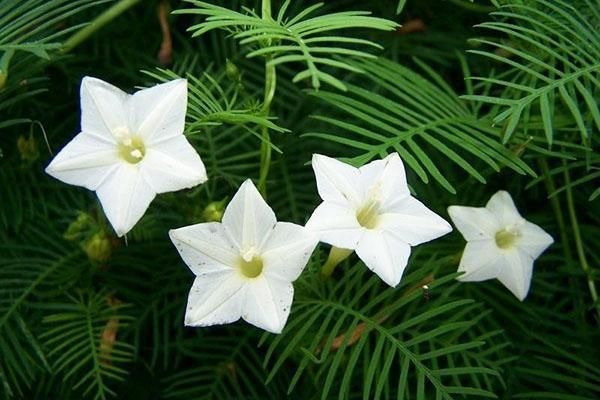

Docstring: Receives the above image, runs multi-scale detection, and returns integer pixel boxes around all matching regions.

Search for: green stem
[257,0,276,197]
[540,159,585,321]
[62,0,143,53]
[321,247,353,277]
[563,159,600,322]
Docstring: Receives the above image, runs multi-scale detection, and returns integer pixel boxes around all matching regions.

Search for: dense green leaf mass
[0,0,598,399]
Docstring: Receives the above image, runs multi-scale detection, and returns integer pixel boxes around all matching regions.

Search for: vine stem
[257,0,276,197]
[563,159,600,322]
[539,159,584,320]
[62,0,143,53]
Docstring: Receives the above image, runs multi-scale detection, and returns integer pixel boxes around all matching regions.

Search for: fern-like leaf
[462,0,600,144]
[174,0,397,90]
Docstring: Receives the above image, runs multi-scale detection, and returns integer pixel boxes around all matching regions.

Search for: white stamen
[130,149,143,159]
[241,246,258,262]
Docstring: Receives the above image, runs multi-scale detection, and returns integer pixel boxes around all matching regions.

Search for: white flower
[46,77,207,237]
[448,190,554,301]
[305,153,452,287]
[169,179,317,334]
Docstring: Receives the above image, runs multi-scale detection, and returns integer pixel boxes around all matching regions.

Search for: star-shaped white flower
[305,153,452,287]
[46,77,207,237]
[169,179,317,334]
[448,190,554,301]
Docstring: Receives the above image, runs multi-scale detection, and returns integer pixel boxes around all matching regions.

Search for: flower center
[239,256,263,278]
[113,127,145,164]
[495,228,519,249]
[356,199,380,229]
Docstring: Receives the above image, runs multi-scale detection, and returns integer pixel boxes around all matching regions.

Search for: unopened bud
[202,199,226,222]
[225,59,240,81]
[17,134,39,162]
[64,212,94,241]
[0,70,6,90]
[84,232,112,263]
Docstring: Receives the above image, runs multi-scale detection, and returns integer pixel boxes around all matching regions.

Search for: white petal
[96,164,155,237]
[379,196,452,246]
[261,222,318,281]
[496,249,534,301]
[355,230,411,287]
[517,221,554,259]
[457,240,503,282]
[45,132,119,190]
[359,153,410,209]
[447,205,499,241]
[129,79,187,145]
[312,154,362,207]
[141,136,207,193]
[305,201,363,249]
[80,77,129,140]
[242,276,293,334]
[169,223,239,275]
[222,179,276,252]
[185,272,246,327]
[486,190,523,226]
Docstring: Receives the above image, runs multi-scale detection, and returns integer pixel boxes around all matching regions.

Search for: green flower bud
[225,59,240,81]
[84,232,112,263]
[17,134,39,162]
[202,199,227,222]
[0,70,6,91]
[64,212,94,241]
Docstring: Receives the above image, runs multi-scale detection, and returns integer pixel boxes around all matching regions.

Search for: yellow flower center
[356,199,380,229]
[118,135,145,164]
[239,256,263,278]
[495,228,519,249]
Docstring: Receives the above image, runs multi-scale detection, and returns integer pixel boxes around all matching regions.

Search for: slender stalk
[539,159,584,320]
[257,0,276,197]
[563,159,600,322]
[62,0,143,53]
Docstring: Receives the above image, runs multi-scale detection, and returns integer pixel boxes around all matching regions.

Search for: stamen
[114,129,145,164]
[356,199,380,229]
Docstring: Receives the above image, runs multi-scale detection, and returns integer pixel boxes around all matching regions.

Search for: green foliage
[40,291,135,400]
[463,0,600,144]
[306,56,536,193]
[0,0,599,399]
[263,257,505,399]
[175,0,398,90]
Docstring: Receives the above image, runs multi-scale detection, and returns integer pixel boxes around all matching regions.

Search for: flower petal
[261,222,318,282]
[242,276,293,334]
[80,76,128,141]
[312,154,362,207]
[379,196,452,246]
[185,272,246,327]
[457,240,503,282]
[305,201,363,249]
[169,222,239,275]
[222,179,276,252]
[45,132,119,190]
[96,164,155,237]
[447,205,499,241]
[359,153,410,208]
[485,190,523,226]
[129,79,187,145]
[355,230,411,287]
[141,136,207,193]
[496,248,534,301]
[518,221,554,259]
